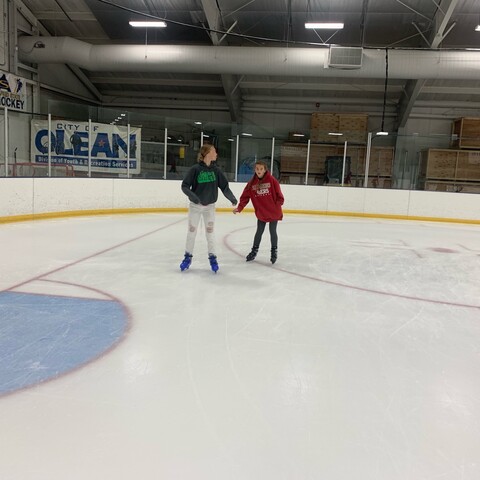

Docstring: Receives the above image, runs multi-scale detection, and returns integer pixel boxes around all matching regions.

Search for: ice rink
[1,211,479,480]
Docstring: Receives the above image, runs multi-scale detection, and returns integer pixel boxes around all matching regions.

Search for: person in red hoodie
[233,159,284,264]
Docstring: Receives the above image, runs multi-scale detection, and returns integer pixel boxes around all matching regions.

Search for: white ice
[0,212,479,480]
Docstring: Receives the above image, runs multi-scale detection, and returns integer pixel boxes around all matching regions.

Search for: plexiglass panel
[0,97,476,193]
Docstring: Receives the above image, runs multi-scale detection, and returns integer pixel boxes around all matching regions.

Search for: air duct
[328,46,363,69]
[18,36,480,80]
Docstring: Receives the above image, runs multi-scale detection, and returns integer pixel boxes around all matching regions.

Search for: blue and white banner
[30,120,142,174]
[0,71,27,111]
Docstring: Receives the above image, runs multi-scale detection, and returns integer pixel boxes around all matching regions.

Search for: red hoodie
[237,171,284,222]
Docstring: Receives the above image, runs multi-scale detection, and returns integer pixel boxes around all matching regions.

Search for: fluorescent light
[293,133,305,137]
[194,121,202,125]
[129,21,167,28]
[228,138,235,142]
[305,22,344,30]
[475,25,480,32]
[241,132,252,136]
[377,131,389,136]
[328,132,343,136]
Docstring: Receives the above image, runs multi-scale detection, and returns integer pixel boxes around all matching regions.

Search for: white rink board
[408,190,480,220]
[0,178,34,217]
[0,178,479,222]
[33,178,114,214]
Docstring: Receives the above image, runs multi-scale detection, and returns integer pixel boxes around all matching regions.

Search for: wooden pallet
[280,143,393,177]
[310,113,368,143]
[452,117,480,149]
[421,148,480,181]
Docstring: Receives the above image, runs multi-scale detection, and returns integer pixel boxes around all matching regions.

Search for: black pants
[253,220,278,248]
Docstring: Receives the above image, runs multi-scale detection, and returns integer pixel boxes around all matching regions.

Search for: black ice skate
[246,245,259,262]
[270,246,278,264]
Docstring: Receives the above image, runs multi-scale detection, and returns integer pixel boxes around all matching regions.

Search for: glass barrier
[0,107,5,176]
[1,98,479,194]
[12,111,47,177]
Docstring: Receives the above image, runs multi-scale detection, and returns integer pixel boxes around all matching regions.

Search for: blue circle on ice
[0,291,129,396]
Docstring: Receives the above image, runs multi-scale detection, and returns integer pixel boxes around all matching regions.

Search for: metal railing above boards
[279,133,395,189]
[278,130,480,193]
[1,108,141,179]
[0,162,75,177]
[2,104,479,193]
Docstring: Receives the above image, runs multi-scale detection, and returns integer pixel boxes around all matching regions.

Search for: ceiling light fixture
[328,132,343,136]
[475,25,480,31]
[305,22,344,30]
[129,21,167,28]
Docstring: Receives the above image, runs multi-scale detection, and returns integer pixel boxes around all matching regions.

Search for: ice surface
[0,212,479,480]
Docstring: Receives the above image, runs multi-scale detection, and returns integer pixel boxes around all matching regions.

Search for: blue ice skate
[180,252,193,271]
[208,254,219,273]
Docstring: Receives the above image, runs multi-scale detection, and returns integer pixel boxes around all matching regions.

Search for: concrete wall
[0,178,479,224]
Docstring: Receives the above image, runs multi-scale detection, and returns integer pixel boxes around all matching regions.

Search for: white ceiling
[17,0,480,127]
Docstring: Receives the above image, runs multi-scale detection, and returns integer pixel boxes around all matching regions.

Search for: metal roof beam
[396,0,459,128]
[200,0,242,123]
[90,77,223,88]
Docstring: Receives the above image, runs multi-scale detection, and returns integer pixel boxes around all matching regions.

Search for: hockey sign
[0,71,27,111]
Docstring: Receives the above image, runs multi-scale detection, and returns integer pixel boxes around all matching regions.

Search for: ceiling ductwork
[18,36,480,81]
